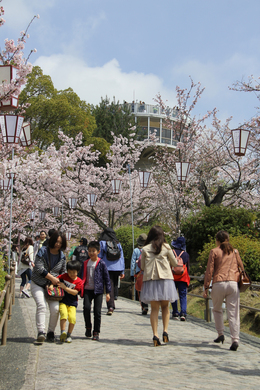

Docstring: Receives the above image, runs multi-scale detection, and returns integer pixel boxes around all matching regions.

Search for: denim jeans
[20,268,32,287]
[171,281,187,316]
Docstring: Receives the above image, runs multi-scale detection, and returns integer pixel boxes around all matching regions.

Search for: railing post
[1,275,11,346]
[205,296,210,322]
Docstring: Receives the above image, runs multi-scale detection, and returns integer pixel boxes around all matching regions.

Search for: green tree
[92,97,137,144]
[18,66,97,149]
[181,205,258,261]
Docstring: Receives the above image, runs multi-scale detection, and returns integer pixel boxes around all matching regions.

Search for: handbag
[234,250,251,292]
[45,284,65,301]
[44,248,64,301]
[21,250,30,266]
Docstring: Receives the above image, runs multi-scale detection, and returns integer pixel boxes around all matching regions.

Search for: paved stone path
[1,280,260,390]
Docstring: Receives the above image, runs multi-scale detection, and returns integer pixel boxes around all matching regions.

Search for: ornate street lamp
[0,114,24,144]
[176,162,190,182]
[68,198,77,209]
[139,171,151,188]
[87,193,97,207]
[65,232,71,241]
[0,178,11,190]
[111,179,122,194]
[144,213,150,222]
[20,122,32,146]
[29,211,35,222]
[231,128,250,156]
[39,211,46,221]
[52,206,60,217]
[0,65,19,111]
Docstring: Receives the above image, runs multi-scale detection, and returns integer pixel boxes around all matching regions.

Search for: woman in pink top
[203,230,245,351]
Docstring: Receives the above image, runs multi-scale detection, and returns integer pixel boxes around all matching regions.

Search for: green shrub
[115,226,150,269]
[0,254,7,318]
[181,205,257,261]
[197,234,260,281]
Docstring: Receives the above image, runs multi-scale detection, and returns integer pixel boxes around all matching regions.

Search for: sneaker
[92,332,99,341]
[37,332,46,343]
[85,329,92,338]
[66,336,72,343]
[46,331,55,342]
[60,331,67,342]
[172,313,179,320]
[22,289,30,298]
[180,314,186,321]
[107,308,113,316]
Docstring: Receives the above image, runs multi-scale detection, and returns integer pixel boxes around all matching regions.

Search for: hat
[171,236,186,251]
[137,233,147,248]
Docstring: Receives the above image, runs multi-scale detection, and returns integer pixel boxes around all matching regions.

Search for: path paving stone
[1,280,260,390]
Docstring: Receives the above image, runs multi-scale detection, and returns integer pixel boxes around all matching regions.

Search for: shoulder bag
[45,248,64,301]
[21,249,30,266]
[234,250,251,293]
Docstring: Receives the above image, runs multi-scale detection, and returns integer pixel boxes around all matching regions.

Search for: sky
[2,0,260,127]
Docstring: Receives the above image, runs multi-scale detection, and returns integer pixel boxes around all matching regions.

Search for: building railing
[0,262,16,346]
[125,102,179,119]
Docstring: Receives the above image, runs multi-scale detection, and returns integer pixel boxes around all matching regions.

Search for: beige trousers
[211,281,240,343]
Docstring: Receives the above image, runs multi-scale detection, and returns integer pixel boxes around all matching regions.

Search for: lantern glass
[111,179,122,194]
[231,129,250,156]
[39,211,46,221]
[69,198,77,209]
[0,65,19,111]
[0,178,11,190]
[144,213,150,222]
[0,115,24,144]
[65,232,71,240]
[52,206,60,216]
[20,122,32,146]
[87,193,97,207]
[139,171,151,188]
[29,211,35,221]
[176,162,190,182]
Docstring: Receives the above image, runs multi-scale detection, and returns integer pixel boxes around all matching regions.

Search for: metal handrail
[0,263,15,346]
[188,275,260,322]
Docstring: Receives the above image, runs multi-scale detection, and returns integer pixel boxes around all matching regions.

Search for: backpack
[172,250,185,275]
[106,241,121,261]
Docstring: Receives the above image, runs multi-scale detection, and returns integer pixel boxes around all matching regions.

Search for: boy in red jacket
[81,241,111,341]
[57,260,83,343]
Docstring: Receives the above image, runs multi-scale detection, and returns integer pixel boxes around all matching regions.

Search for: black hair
[48,230,67,251]
[35,235,40,239]
[216,230,233,255]
[88,241,100,251]
[40,230,46,235]
[67,260,81,272]
[145,225,166,255]
[48,228,56,238]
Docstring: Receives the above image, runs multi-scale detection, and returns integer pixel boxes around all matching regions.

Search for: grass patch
[187,282,260,339]
[0,254,7,318]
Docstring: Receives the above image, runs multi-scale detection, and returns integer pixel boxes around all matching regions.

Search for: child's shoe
[60,331,67,342]
[66,336,72,343]
[92,332,99,341]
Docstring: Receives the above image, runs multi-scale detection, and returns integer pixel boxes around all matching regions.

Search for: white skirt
[141,279,179,303]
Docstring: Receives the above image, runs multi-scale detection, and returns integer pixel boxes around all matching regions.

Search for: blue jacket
[130,248,142,276]
[99,240,125,273]
[80,258,111,296]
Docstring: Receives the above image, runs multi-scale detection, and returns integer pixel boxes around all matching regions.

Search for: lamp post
[52,206,60,217]
[176,162,190,182]
[87,193,97,207]
[68,197,77,209]
[111,179,122,195]
[39,211,46,222]
[231,128,250,156]
[0,65,19,111]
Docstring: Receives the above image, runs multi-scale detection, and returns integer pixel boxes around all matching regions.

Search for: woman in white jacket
[18,237,34,298]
